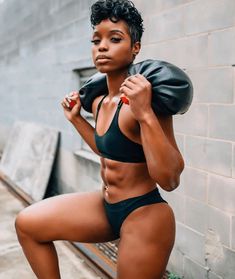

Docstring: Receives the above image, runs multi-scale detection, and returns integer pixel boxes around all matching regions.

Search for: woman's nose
[98,39,108,51]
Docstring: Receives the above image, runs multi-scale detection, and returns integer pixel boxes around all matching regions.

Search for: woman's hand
[119,74,153,122]
[61,91,82,122]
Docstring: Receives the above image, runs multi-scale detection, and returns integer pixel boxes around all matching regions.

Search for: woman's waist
[102,180,157,204]
[100,159,152,183]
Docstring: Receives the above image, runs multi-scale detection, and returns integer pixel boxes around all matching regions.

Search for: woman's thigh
[15,191,117,243]
[117,203,175,279]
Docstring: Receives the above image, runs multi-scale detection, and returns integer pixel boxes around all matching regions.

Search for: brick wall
[0,0,234,278]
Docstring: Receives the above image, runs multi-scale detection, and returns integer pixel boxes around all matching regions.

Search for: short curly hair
[90,0,144,44]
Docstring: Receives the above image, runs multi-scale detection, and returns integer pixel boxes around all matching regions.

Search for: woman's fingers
[68,91,79,99]
[120,81,135,97]
[61,98,70,109]
[61,91,79,109]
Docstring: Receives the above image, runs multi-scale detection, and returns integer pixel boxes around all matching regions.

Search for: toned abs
[100,157,156,203]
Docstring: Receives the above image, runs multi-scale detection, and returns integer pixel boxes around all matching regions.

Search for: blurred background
[0,0,235,278]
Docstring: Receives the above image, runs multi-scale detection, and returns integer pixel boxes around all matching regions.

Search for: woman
[15,0,184,278]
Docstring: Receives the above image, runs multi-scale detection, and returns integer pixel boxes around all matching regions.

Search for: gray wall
[0,0,235,278]
[0,0,100,194]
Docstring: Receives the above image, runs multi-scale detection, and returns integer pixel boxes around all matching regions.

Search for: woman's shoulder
[91,94,106,119]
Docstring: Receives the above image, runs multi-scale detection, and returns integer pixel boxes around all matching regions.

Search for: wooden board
[0,121,59,201]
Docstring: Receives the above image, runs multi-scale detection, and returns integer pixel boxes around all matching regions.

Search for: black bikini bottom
[103,187,167,238]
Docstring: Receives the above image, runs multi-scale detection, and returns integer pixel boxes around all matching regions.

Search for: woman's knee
[15,206,37,240]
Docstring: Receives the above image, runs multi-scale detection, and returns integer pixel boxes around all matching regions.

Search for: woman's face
[91,18,140,73]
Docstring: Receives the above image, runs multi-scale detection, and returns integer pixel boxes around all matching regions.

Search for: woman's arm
[120,74,184,191]
[61,92,100,155]
[70,116,100,155]
[139,111,184,191]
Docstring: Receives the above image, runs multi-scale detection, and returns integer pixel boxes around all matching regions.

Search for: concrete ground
[0,180,102,279]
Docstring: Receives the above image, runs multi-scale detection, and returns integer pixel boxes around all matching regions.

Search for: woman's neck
[106,70,128,98]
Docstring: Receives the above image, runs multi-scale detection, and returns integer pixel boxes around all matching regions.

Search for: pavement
[0,180,102,279]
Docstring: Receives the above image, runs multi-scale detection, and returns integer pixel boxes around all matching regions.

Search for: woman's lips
[96,55,111,61]
[96,58,110,62]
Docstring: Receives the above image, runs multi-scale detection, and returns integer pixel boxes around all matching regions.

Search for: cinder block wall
[0,0,234,278]
[0,0,101,194]
[132,0,235,278]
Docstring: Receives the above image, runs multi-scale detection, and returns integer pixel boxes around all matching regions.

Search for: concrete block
[233,144,235,179]
[167,248,184,278]
[137,34,208,69]
[23,27,54,53]
[53,148,82,192]
[56,241,101,279]
[81,140,93,153]
[52,1,84,27]
[234,68,235,103]
[76,155,102,190]
[186,67,234,104]
[50,0,95,22]
[32,48,58,66]
[208,174,235,214]
[183,257,208,279]
[185,136,232,177]
[56,39,91,64]
[175,222,205,265]
[70,128,83,151]
[0,121,59,201]
[208,271,223,279]
[184,167,207,202]
[0,115,13,128]
[160,191,185,223]
[160,0,190,10]
[60,130,79,152]
[209,105,235,141]
[146,7,184,43]
[175,133,185,156]
[0,247,37,279]
[53,23,77,44]
[173,134,185,194]
[206,206,230,247]
[207,244,235,279]
[173,167,185,195]
[0,124,10,153]
[134,0,189,15]
[55,148,101,194]
[209,27,235,66]
[54,18,92,45]
[184,0,235,35]
[174,104,208,136]
[231,216,235,250]
[205,229,224,273]
[132,0,162,16]
[185,197,207,233]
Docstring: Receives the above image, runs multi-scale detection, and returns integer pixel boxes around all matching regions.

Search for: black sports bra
[95,95,146,163]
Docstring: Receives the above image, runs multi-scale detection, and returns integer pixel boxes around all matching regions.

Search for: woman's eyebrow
[110,29,125,35]
[93,31,100,36]
[92,29,125,36]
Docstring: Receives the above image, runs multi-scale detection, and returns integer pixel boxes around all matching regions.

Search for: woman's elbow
[161,174,181,192]
[152,160,184,192]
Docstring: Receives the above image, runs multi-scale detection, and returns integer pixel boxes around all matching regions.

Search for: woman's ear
[132,41,141,59]
[133,41,141,55]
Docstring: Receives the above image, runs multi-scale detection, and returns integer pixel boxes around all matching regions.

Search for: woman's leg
[117,203,175,279]
[15,191,117,279]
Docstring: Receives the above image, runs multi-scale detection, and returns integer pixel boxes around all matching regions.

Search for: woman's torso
[93,94,156,203]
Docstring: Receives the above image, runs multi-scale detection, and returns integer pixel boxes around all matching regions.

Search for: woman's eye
[111,37,122,43]
[91,39,100,45]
